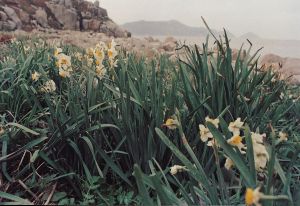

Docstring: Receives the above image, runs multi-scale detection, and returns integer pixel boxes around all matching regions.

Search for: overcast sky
[93,0,300,40]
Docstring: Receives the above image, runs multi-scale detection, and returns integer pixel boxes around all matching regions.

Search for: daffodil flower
[163,118,179,130]
[31,71,41,82]
[59,68,71,78]
[40,80,56,93]
[228,118,244,135]
[199,124,213,142]
[225,158,234,170]
[251,132,265,144]
[54,48,62,57]
[205,116,219,128]
[278,131,288,142]
[227,135,247,154]
[170,165,187,175]
[251,132,269,171]
[245,187,263,206]
[95,65,106,79]
[56,53,71,69]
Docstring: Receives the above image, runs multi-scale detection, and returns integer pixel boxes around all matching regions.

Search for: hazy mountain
[239,32,261,40]
[122,20,235,37]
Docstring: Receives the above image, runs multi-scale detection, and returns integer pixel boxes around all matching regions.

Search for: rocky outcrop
[260,53,300,84]
[0,0,130,38]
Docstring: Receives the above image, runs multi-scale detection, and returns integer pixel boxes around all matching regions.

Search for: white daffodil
[228,118,244,135]
[40,80,56,93]
[54,47,62,57]
[31,71,41,82]
[251,132,266,144]
[56,53,72,70]
[199,124,213,142]
[251,132,269,171]
[170,165,187,175]
[205,116,219,128]
[225,158,234,170]
[278,131,288,142]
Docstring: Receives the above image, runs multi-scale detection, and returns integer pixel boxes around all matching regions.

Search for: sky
[91,0,300,40]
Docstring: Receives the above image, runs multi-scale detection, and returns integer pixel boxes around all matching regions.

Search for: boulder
[82,19,101,31]
[81,11,92,19]
[64,0,73,9]
[2,6,22,28]
[18,9,30,24]
[46,2,77,30]
[94,0,100,8]
[0,11,8,21]
[101,20,130,37]
[1,20,17,31]
[34,8,48,28]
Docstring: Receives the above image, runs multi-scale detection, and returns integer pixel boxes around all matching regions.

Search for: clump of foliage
[0,25,299,205]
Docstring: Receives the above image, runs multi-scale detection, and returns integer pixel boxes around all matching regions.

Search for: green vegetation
[0,29,299,205]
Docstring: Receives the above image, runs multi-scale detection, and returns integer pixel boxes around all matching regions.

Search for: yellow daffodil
[228,118,244,135]
[205,116,219,128]
[225,158,234,170]
[245,187,263,206]
[40,80,56,93]
[108,48,118,59]
[170,165,187,175]
[199,124,213,142]
[227,135,247,154]
[94,48,105,61]
[278,131,288,142]
[31,71,41,82]
[163,118,179,130]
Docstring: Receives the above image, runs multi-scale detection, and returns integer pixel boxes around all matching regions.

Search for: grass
[0,28,299,205]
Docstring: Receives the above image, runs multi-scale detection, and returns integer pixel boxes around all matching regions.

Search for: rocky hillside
[0,0,130,37]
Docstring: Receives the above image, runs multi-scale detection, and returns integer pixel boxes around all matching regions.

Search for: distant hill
[122,20,235,37]
[239,32,261,40]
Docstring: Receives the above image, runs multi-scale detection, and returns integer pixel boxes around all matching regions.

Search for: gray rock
[64,0,73,9]
[1,20,17,31]
[19,9,30,23]
[0,11,8,21]
[46,3,77,30]
[82,19,101,31]
[94,0,100,8]
[81,11,92,19]
[34,8,48,28]
[2,6,22,28]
